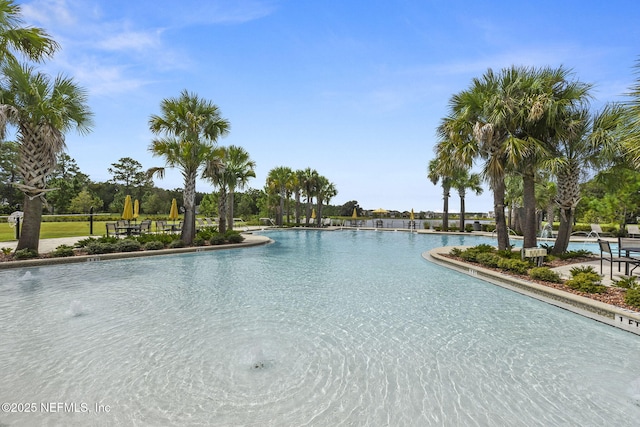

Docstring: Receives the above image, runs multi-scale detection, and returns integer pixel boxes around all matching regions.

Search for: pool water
[1,230,639,426]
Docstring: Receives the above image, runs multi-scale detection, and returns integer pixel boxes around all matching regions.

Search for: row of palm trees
[431,65,637,254]
[265,166,337,226]
[0,2,257,251]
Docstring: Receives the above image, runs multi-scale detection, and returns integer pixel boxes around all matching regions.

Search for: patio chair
[598,239,640,279]
[137,220,151,235]
[627,224,640,237]
[106,222,125,238]
[196,218,206,231]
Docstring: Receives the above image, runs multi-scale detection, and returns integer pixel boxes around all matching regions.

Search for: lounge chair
[598,239,640,279]
[590,224,613,238]
[627,224,640,237]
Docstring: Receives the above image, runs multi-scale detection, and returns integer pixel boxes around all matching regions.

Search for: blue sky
[17,0,640,213]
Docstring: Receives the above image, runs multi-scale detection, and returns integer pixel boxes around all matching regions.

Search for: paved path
[0,237,94,254]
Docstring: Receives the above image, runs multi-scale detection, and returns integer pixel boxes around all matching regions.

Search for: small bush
[565,272,606,294]
[209,233,226,245]
[226,232,244,244]
[193,236,206,246]
[569,265,598,277]
[143,240,165,251]
[52,244,75,258]
[624,288,640,309]
[1,247,13,255]
[496,258,530,274]
[449,247,463,257]
[465,224,474,232]
[86,242,116,255]
[115,239,142,252]
[613,276,638,289]
[168,239,185,248]
[475,252,502,268]
[558,249,593,260]
[13,248,38,260]
[529,267,562,283]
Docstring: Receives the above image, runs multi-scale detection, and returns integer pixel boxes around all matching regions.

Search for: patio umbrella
[373,208,388,215]
[169,198,179,223]
[410,209,414,221]
[122,195,134,222]
[133,199,140,222]
[311,208,316,219]
[352,208,357,219]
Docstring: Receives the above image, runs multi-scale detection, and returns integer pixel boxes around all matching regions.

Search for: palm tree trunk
[227,189,235,231]
[492,177,510,250]
[218,187,228,234]
[459,194,465,231]
[16,195,43,252]
[181,172,197,245]
[442,186,450,231]
[522,170,538,248]
[551,163,580,254]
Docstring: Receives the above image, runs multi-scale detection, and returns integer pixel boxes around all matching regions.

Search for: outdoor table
[117,224,141,236]
[617,237,640,275]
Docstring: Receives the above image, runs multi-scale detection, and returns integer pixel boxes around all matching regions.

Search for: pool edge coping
[425,246,640,336]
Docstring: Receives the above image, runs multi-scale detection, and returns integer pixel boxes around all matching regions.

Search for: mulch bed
[443,253,638,312]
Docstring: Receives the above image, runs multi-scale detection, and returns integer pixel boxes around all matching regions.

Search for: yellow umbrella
[373,207,387,215]
[352,208,357,219]
[311,208,316,219]
[133,199,140,220]
[410,209,415,221]
[122,195,134,221]
[169,198,179,222]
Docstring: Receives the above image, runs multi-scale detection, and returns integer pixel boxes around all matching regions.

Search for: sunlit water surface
[1,230,640,426]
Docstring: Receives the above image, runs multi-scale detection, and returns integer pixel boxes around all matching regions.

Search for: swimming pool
[1,230,639,426]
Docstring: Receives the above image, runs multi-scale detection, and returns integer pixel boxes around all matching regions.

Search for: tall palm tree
[202,146,229,233]
[427,157,452,231]
[266,166,293,226]
[300,168,319,225]
[148,90,229,245]
[223,145,255,230]
[315,175,337,226]
[0,0,58,65]
[0,62,92,252]
[452,170,483,231]
[548,104,625,253]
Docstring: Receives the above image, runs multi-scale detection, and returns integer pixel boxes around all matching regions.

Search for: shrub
[613,276,638,289]
[565,272,606,294]
[209,233,226,245]
[558,249,593,260]
[226,232,244,244]
[115,239,142,252]
[193,236,206,246]
[475,252,502,268]
[529,267,562,283]
[1,247,12,255]
[449,247,463,257]
[143,240,165,251]
[624,288,640,309]
[569,265,598,276]
[86,242,116,255]
[168,239,185,248]
[52,244,75,258]
[496,258,530,274]
[13,248,38,260]
[465,224,474,232]
[459,244,495,262]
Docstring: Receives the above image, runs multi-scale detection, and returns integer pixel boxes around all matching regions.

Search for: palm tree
[452,170,483,231]
[549,104,625,253]
[0,62,92,252]
[221,145,256,230]
[148,90,230,245]
[315,175,337,226]
[202,146,229,233]
[427,157,452,231]
[300,168,319,225]
[0,0,58,65]
[266,166,293,226]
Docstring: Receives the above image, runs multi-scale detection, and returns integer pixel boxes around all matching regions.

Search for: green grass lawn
[0,221,110,242]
